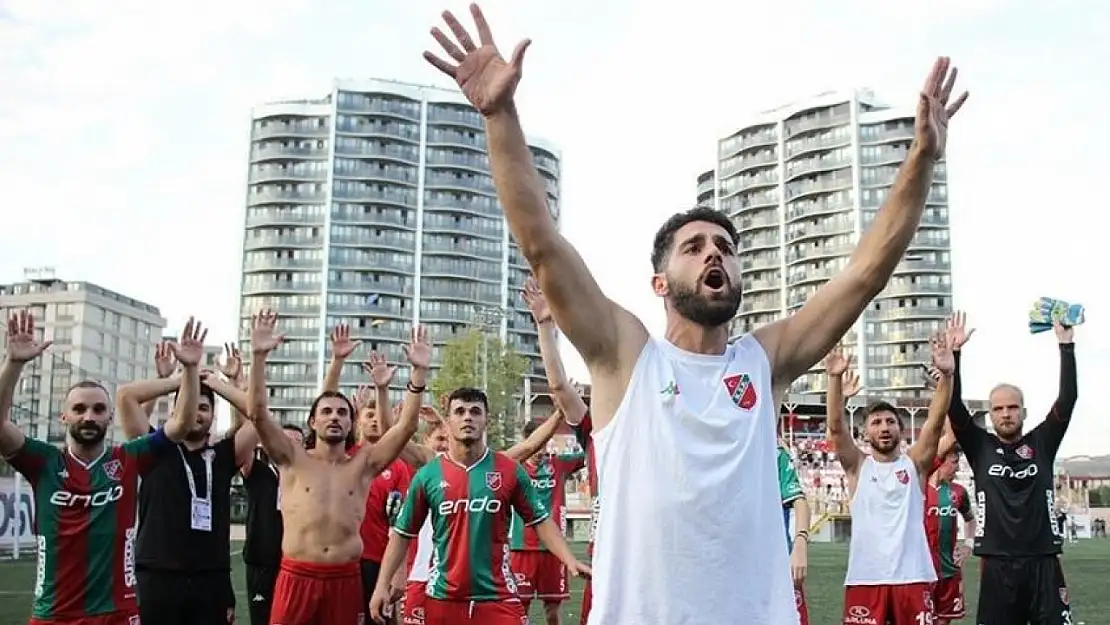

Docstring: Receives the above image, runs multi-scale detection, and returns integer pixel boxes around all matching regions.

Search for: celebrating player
[926,447,976,625]
[397,415,450,625]
[946,312,1078,625]
[0,311,200,625]
[369,387,590,625]
[246,311,426,625]
[778,439,812,625]
[826,335,953,625]
[421,3,967,621]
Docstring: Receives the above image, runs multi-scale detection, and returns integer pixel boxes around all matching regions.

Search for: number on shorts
[1062,609,1073,625]
[914,611,934,625]
[952,597,963,612]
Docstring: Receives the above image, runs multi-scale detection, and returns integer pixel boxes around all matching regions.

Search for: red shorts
[844,582,935,625]
[269,557,363,625]
[31,614,140,625]
[796,586,810,625]
[423,597,525,625]
[933,574,965,619]
[511,550,569,601]
[403,580,428,625]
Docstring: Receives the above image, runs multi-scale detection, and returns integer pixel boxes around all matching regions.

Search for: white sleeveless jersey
[588,336,797,625]
[845,456,937,585]
[407,519,433,582]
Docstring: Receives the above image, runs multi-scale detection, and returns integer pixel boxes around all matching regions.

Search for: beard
[185,425,211,442]
[321,428,348,445]
[68,421,107,445]
[870,437,899,454]
[670,279,742,327]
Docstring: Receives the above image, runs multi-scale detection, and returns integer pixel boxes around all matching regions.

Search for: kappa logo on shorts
[1016,444,1034,460]
[413,607,425,618]
[103,459,123,482]
[722,373,758,410]
[895,469,909,484]
[486,471,502,491]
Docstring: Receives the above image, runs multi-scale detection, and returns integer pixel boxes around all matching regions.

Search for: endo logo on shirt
[722,373,758,410]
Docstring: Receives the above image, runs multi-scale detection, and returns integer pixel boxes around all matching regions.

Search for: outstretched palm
[945,311,974,349]
[251,309,284,354]
[5,310,51,363]
[842,370,862,398]
[403,325,433,370]
[219,342,243,380]
[170,317,208,366]
[522,277,550,323]
[423,4,531,116]
[930,332,956,374]
[823,345,850,376]
[915,56,969,160]
[331,324,361,359]
[154,341,177,378]
[365,351,397,388]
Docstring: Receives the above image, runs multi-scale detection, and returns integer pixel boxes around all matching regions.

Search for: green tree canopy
[430,328,528,450]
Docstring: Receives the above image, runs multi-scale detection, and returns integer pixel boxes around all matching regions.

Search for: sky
[0,0,1107,456]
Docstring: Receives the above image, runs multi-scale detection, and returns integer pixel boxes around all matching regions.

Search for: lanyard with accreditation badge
[179,446,215,532]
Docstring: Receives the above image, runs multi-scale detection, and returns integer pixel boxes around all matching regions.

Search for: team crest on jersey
[1060,587,1069,605]
[103,459,123,482]
[722,373,758,410]
[895,469,909,484]
[486,471,502,491]
[381,469,392,480]
[1016,444,1034,460]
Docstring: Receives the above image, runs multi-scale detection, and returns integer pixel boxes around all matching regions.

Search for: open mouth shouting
[701,267,728,293]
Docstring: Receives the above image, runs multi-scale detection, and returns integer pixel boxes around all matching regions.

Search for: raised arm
[943,313,986,458]
[524,277,588,425]
[142,341,178,421]
[199,371,258,468]
[1035,322,1078,454]
[116,375,182,440]
[0,311,52,456]
[163,318,207,442]
[506,408,564,461]
[824,347,864,476]
[754,58,968,385]
[246,310,298,466]
[364,326,430,475]
[322,324,361,393]
[422,5,647,378]
[366,350,398,432]
[213,343,247,439]
[910,332,955,475]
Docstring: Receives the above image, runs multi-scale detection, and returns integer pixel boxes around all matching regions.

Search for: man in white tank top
[418,7,970,621]
[824,337,955,625]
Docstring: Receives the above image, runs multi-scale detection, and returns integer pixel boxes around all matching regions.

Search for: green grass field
[0,540,1107,625]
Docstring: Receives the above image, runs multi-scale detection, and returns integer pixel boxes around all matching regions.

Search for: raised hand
[915,57,969,161]
[218,342,243,380]
[402,325,432,370]
[823,344,850,376]
[154,341,177,378]
[419,405,443,424]
[930,331,955,374]
[331,324,361,360]
[945,311,974,350]
[170,317,208,367]
[251,309,284,355]
[922,364,942,390]
[1053,320,1074,344]
[522,276,552,323]
[4,310,51,363]
[354,384,373,412]
[364,351,397,388]
[423,3,530,116]
[842,370,862,398]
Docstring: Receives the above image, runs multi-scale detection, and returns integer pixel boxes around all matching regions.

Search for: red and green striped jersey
[572,413,597,555]
[5,429,171,620]
[924,480,972,578]
[510,451,586,551]
[392,448,550,601]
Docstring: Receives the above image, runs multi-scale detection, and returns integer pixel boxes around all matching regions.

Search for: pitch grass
[0,541,1107,625]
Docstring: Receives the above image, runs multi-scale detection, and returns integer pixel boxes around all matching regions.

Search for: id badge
[191,497,213,532]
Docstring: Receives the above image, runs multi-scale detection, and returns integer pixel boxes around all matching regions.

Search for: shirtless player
[826,337,953,625]
[245,310,429,625]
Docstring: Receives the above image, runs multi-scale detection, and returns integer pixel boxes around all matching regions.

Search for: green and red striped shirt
[393,449,549,601]
[510,451,585,551]
[6,429,171,620]
[925,480,972,578]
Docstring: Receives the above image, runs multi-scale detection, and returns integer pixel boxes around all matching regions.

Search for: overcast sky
[0,0,1106,456]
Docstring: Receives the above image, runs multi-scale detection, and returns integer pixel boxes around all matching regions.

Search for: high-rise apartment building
[239,78,561,426]
[702,89,953,397]
[0,270,167,444]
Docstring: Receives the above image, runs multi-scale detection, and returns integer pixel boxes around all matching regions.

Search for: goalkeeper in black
[945,312,1078,625]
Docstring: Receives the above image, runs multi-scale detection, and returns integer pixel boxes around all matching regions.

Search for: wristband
[406,381,426,394]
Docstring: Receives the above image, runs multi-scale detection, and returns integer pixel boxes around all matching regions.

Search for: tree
[431,328,528,450]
